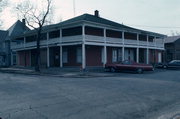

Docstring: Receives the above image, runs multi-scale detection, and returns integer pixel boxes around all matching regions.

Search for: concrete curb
[0,68,116,78]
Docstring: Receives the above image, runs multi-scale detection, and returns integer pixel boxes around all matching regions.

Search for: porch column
[47,47,50,67]
[122,31,125,61]
[146,48,149,64]
[11,52,13,66]
[60,46,63,68]
[122,47,125,61]
[136,48,139,63]
[82,44,86,69]
[103,46,107,67]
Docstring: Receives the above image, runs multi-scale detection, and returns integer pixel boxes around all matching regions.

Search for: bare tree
[16,0,53,72]
[0,0,8,27]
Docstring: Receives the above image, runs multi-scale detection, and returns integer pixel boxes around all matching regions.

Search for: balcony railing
[85,35,104,43]
[139,41,147,46]
[25,42,36,48]
[62,35,82,43]
[106,37,123,44]
[48,38,59,44]
[11,35,165,50]
[124,39,138,45]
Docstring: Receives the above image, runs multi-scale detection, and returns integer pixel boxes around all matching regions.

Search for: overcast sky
[1,0,180,36]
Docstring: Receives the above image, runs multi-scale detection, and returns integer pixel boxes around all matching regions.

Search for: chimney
[22,19,26,30]
[94,10,99,17]
[22,19,26,25]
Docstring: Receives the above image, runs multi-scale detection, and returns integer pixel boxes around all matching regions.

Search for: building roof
[164,36,180,43]
[8,20,30,39]
[0,30,8,42]
[23,13,165,37]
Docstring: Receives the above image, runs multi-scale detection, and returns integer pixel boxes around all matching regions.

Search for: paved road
[0,69,180,119]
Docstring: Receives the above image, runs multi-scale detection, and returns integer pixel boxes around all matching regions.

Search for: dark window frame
[49,30,60,39]
[62,26,82,37]
[124,32,137,40]
[106,29,122,38]
[85,26,104,36]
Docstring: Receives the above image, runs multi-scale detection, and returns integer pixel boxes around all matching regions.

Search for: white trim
[122,47,125,61]
[136,48,139,63]
[47,47,50,67]
[146,48,149,64]
[82,44,86,69]
[60,46,63,67]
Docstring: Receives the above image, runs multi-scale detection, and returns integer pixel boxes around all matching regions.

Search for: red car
[105,60,154,73]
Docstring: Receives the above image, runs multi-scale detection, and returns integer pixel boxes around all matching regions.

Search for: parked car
[105,60,154,73]
[162,60,180,69]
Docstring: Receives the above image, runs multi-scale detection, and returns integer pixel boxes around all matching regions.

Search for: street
[0,69,180,119]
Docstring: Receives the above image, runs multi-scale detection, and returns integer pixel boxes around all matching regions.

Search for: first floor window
[63,48,68,63]
[76,47,82,63]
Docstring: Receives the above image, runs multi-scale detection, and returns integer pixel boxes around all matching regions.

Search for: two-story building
[0,19,29,67]
[11,11,166,69]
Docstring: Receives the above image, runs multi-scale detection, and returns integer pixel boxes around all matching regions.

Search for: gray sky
[1,0,180,36]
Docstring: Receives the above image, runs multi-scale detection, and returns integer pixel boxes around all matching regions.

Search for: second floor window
[85,26,104,36]
[49,30,60,39]
[62,26,82,37]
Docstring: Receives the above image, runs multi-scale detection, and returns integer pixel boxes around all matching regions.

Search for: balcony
[124,39,138,45]
[85,35,104,43]
[106,37,123,44]
[62,35,82,43]
[48,38,59,45]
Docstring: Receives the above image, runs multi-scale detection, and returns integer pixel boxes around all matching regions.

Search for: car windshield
[169,60,176,64]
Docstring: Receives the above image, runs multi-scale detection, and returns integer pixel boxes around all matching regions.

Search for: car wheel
[137,68,143,74]
[110,67,116,72]
[163,65,167,69]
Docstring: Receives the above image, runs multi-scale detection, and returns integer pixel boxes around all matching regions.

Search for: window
[112,49,118,62]
[26,35,36,42]
[62,26,82,37]
[149,36,154,42]
[76,47,82,63]
[118,49,122,62]
[85,26,104,36]
[106,30,122,38]
[40,33,47,40]
[63,48,68,63]
[139,34,147,41]
[124,32,137,40]
[49,30,60,39]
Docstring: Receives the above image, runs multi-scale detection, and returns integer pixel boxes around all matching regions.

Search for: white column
[24,37,26,48]
[146,48,149,64]
[103,46,107,67]
[82,44,86,69]
[137,33,139,45]
[82,24,86,70]
[147,35,149,46]
[60,46,63,68]
[136,48,139,63]
[122,31,125,61]
[60,29,62,43]
[47,47,50,67]
[11,51,13,65]
[136,33,139,63]
[122,47,125,61]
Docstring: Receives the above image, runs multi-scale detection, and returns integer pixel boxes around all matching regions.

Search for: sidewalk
[0,67,115,78]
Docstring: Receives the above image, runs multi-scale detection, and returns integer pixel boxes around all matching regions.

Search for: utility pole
[73,0,76,17]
